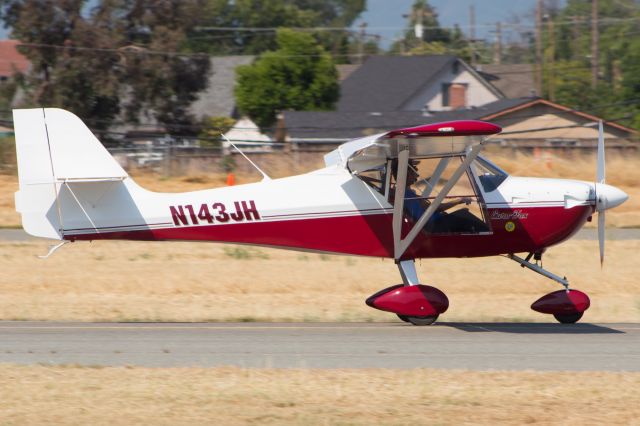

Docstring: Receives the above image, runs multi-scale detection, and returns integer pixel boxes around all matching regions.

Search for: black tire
[553,312,584,324]
[397,314,410,323]
[407,315,439,326]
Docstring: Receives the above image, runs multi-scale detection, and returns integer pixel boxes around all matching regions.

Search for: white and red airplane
[13,108,629,325]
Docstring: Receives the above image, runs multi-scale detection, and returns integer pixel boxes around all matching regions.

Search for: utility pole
[358,22,367,64]
[535,0,543,96]
[494,21,502,65]
[469,4,476,66]
[571,15,581,60]
[547,15,555,101]
[591,0,599,89]
[415,2,425,41]
[403,2,432,49]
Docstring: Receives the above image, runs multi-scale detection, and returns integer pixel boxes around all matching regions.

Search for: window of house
[441,83,467,109]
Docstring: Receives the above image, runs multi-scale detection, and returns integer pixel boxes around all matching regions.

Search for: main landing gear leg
[507,253,590,324]
[365,259,449,326]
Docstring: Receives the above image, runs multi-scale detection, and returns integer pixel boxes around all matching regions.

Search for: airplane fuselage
[61,165,597,259]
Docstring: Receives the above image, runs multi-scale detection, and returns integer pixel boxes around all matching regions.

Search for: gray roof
[190,55,255,118]
[284,110,429,140]
[284,97,536,140]
[337,55,456,112]
[480,64,536,98]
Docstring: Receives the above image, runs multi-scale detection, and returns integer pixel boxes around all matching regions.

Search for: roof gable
[481,98,637,135]
[337,55,456,112]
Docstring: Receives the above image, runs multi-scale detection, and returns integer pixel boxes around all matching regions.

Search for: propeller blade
[597,120,605,184]
[598,210,605,267]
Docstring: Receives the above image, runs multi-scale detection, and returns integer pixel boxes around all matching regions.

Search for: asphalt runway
[0,322,638,371]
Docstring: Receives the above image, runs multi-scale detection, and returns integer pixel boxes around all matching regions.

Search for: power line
[192,17,640,33]
[13,40,640,75]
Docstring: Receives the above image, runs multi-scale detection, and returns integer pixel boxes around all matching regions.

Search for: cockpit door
[397,156,492,236]
[345,121,502,260]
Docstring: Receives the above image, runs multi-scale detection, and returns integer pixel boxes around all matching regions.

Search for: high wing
[326,120,502,260]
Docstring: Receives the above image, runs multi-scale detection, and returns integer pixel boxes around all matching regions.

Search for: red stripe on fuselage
[64,206,592,259]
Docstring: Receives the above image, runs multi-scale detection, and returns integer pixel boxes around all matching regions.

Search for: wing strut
[392,144,484,260]
[391,143,410,253]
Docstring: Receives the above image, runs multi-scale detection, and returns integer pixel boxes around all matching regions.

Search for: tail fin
[14,108,128,239]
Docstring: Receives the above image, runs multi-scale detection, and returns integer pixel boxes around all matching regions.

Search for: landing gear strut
[508,253,590,324]
[366,260,449,326]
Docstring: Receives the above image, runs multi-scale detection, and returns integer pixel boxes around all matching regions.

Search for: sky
[0,0,545,48]
[352,0,544,49]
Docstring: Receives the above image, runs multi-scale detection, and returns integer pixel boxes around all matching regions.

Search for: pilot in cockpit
[391,159,475,233]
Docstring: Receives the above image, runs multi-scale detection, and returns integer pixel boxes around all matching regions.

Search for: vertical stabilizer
[13,108,129,240]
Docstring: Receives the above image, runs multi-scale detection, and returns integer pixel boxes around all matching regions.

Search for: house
[0,40,30,81]
[470,97,636,149]
[222,117,273,154]
[282,97,637,151]
[337,55,504,113]
[190,55,255,119]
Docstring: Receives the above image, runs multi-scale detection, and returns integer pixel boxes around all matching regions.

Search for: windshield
[472,155,508,193]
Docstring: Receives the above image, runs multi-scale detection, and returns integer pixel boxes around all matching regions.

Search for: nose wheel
[398,314,439,326]
[508,253,591,324]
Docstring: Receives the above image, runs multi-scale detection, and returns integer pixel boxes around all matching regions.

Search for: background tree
[234,28,339,128]
[0,0,211,136]
[198,116,236,147]
[186,0,367,61]
[541,0,640,129]
[0,0,122,133]
[390,1,476,62]
[112,0,210,135]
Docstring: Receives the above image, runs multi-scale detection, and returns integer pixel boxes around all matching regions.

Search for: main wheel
[397,314,410,323]
[406,315,439,326]
[553,312,583,324]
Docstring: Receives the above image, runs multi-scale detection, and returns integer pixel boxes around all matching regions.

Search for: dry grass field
[0,238,638,322]
[0,365,638,425]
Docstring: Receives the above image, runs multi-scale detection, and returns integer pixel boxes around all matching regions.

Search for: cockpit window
[355,166,386,195]
[472,156,508,193]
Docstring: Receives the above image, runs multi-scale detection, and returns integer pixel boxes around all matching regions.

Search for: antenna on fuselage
[220,133,271,181]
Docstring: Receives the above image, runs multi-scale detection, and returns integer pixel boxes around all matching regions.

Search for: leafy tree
[0,1,121,132]
[542,0,640,129]
[235,29,339,128]
[0,0,210,135]
[390,1,475,62]
[199,116,236,147]
[186,0,367,60]
[113,0,211,134]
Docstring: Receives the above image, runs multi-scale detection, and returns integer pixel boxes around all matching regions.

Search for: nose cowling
[594,183,629,211]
